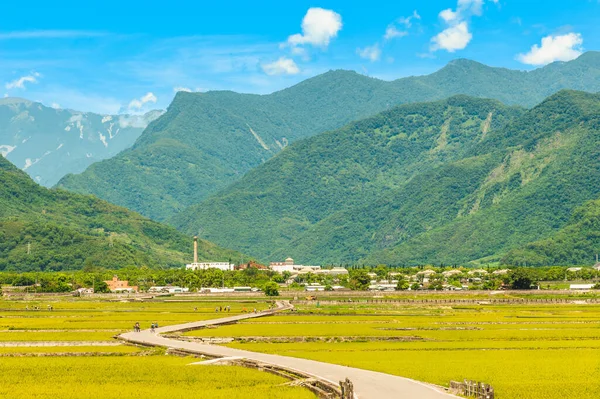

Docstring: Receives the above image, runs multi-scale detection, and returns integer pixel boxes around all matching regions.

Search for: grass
[0,357,316,399]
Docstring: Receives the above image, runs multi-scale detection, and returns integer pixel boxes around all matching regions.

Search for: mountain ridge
[58,52,600,221]
[0,99,163,186]
[172,89,600,266]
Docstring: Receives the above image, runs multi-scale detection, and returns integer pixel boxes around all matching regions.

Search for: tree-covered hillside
[501,199,600,266]
[171,96,523,262]
[0,156,240,272]
[58,52,600,221]
[173,90,600,266]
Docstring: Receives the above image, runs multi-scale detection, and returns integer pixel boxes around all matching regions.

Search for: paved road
[120,301,456,399]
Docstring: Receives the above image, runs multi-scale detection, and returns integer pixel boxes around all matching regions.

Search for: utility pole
[27,242,31,255]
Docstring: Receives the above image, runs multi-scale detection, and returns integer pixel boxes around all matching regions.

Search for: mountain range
[0,155,239,272]
[57,52,600,222]
[0,98,162,187]
[172,90,600,266]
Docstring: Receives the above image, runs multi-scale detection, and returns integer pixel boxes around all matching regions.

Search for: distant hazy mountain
[173,90,600,266]
[0,98,163,186]
[58,52,600,221]
[0,155,240,272]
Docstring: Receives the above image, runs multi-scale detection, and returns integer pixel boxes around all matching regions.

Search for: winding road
[120,301,456,399]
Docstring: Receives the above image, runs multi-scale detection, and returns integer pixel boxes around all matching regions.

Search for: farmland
[182,296,600,399]
[0,294,313,399]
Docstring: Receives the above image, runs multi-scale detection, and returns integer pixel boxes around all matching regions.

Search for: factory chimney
[193,236,198,264]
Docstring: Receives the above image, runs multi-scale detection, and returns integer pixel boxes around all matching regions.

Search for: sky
[1,0,599,114]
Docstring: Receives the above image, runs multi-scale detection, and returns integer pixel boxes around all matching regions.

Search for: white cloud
[384,26,408,40]
[173,87,192,93]
[430,22,472,52]
[261,57,300,76]
[287,8,342,48]
[128,92,157,110]
[430,0,491,53]
[5,72,41,90]
[439,9,459,23]
[357,44,381,62]
[50,103,61,109]
[517,33,583,66]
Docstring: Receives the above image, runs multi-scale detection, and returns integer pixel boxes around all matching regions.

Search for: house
[104,276,138,293]
[73,287,94,296]
[270,257,321,273]
[305,284,326,292]
[238,261,268,270]
[468,269,488,275]
[593,263,600,271]
[566,267,583,273]
[148,286,189,294]
[492,269,510,275]
[442,270,463,277]
[186,262,234,271]
[417,270,437,277]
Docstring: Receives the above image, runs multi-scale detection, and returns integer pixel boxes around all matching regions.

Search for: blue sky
[1,0,599,114]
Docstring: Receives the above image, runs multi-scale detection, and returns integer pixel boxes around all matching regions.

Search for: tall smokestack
[193,236,198,264]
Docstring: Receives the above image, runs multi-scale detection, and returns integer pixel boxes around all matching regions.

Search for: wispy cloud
[0,30,107,40]
[358,10,419,63]
[357,44,381,62]
[128,92,157,111]
[261,57,300,76]
[5,72,40,89]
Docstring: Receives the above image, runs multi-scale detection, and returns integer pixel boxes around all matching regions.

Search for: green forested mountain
[172,90,600,266]
[501,199,600,266]
[0,98,162,187]
[0,156,240,272]
[58,52,600,221]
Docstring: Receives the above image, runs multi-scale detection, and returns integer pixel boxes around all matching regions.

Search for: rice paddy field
[194,297,600,399]
[3,292,600,399]
[0,294,313,399]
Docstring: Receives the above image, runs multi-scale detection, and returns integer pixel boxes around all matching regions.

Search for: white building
[570,284,595,290]
[270,257,321,273]
[186,262,234,271]
[149,286,190,293]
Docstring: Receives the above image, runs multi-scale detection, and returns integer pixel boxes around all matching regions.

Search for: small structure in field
[570,284,595,290]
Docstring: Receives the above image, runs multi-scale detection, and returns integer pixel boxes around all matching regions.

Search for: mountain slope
[0,156,240,272]
[500,199,600,266]
[171,95,524,262]
[362,90,600,265]
[174,90,600,265]
[58,52,600,221]
[0,98,162,186]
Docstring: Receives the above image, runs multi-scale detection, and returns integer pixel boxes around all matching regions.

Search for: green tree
[349,269,371,291]
[95,281,110,293]
[263,282,279,297]
[509,268,538,290]
[396,278,410,291]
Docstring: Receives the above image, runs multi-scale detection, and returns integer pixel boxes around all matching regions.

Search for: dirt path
[120,301,456,399]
